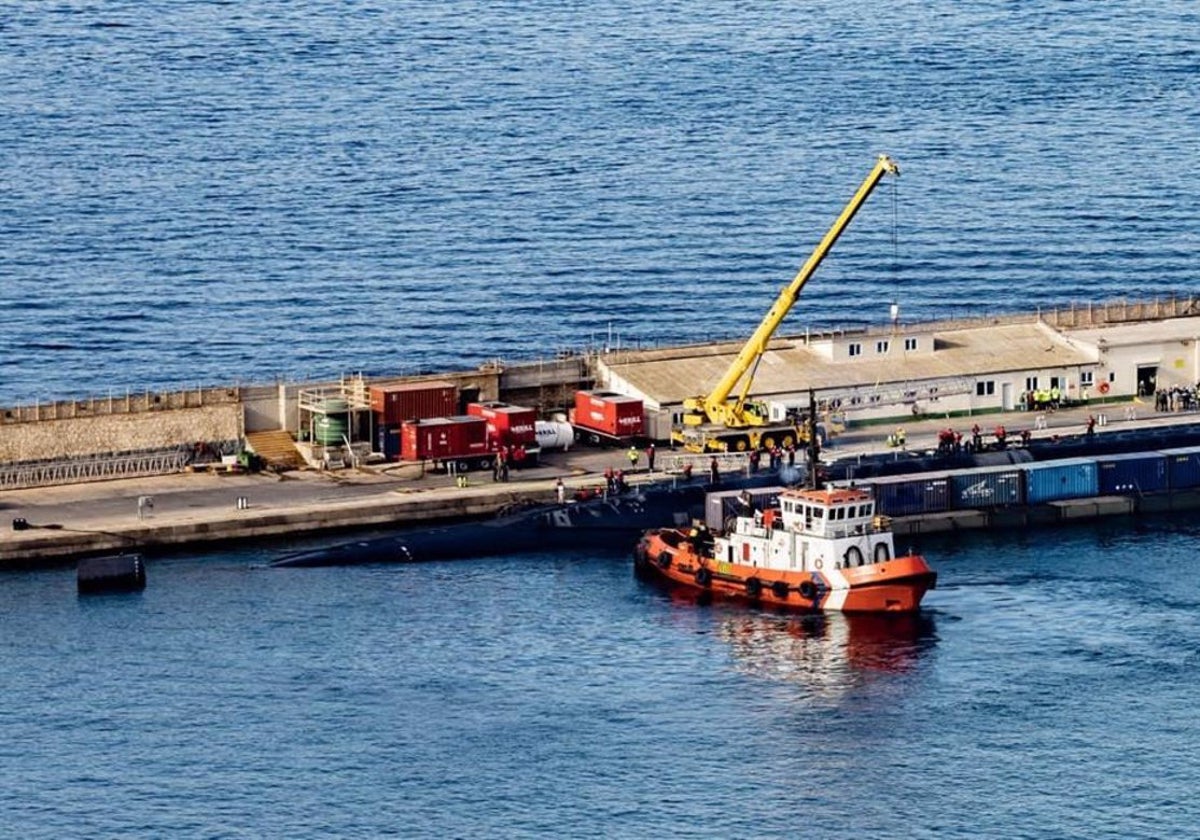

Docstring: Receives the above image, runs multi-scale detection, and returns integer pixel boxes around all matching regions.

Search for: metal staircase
[245,430,304,471]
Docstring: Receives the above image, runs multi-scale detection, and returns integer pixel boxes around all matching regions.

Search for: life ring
[798,580,817,599]
[744,577,763,598]
[1099,382,1111,394]
[873,542,891,563]
[771,580,790,599]
[657,552,672,570]
[695,567,712,588]
[843,545,864,566]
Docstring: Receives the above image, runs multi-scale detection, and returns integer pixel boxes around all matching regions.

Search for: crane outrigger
[674,154,901,453]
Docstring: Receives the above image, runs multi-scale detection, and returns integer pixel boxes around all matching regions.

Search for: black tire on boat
[744,577,762,599]
[657,552,672,570]
[771,580,790,599]
[695,567,712,588]
[799,580,817,600]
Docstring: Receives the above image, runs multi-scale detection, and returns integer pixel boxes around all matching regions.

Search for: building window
[876,340,890,354]
[848,343,861,357]
[1025,376,1038,391]
[904,337,918,351]
[976,381,995,396]
[1080,371,1094,387]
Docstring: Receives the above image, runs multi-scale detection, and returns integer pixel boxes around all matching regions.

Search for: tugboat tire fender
[771,580,790,599]
[657,552,672,570]
[799,580,817,600]
[695,567,712,588]
[744,577,762,598]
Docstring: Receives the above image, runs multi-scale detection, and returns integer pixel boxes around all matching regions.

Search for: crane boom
[684,154,900,430]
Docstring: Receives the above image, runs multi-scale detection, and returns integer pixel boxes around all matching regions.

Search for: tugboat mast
[807,388,822,490]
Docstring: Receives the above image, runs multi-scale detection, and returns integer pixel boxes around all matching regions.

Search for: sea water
[3,517,1200,837]
[1,1,1197,404]
[3,3,1200,836]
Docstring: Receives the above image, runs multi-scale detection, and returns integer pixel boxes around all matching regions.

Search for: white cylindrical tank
[535,420,574,451]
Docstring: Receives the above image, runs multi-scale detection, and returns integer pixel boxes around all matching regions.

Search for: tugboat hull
[635,531,935,613]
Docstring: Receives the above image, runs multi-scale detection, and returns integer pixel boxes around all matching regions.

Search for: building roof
[1066,316,1200,347]
[600,320,1097,407]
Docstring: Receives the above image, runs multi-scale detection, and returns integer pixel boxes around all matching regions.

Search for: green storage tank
[314,414,348,445]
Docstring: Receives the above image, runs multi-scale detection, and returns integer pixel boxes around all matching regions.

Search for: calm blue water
[4,4,1200,836]
[4,517,1200,837]
[1,2,1198,404]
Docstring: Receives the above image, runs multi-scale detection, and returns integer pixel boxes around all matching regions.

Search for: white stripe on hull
[822,567,850,611]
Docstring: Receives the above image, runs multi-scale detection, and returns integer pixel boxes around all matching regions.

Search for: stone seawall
[0,403,243,462]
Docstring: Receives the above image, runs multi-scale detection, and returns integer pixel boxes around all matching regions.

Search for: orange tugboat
[634,483,936,613]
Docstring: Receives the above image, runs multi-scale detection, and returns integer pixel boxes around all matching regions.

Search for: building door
[1001,382,1013,410]
[1136,365,1158,397]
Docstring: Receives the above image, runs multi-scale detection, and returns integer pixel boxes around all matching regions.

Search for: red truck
[466,401,540,467]
[400,416,493,472]
[571,390,645,446]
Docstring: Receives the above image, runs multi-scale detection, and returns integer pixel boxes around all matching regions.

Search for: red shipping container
[370,380,458,425]
[466,402,537,447]
[401,416,488,461]
[573,390,644,437]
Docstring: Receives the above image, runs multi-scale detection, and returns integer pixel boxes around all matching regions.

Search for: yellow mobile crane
[674,154,900,453]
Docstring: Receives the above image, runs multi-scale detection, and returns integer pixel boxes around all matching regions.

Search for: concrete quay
[2,398,1198,569]
[0,447,639,569]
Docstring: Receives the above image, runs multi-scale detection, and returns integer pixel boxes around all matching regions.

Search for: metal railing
[0,441,238,490]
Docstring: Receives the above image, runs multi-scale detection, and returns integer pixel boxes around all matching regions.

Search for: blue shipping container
[949,466,1023,509]
[377,423,402,461]
[1161,447,1200,490]
[1021,458,1099,504]
[1096,452,1168,495]
[868,473,950,517]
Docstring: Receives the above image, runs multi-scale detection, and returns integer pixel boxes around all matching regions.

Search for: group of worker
[1021,387,1064,411]
[895,423,1029,453]
[603,466,630,495]
[625,443,656,472]
[748,444,796,473]
[1155,386,1200,413]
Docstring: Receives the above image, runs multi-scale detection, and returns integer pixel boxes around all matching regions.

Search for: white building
[591,299,1200,432]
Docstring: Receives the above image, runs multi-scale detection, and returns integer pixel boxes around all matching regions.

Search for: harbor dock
[4,400,1200,569]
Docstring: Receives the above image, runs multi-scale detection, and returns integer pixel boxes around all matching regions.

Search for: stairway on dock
[246,430,304,471]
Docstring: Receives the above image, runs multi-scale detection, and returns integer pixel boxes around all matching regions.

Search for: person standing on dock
[627,446,640,471]
[709,456,720,485]
[645,443,656,472]
[556,478,566,505]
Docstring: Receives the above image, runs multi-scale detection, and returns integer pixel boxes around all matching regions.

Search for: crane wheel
[782,434,796,449]
[727,436,749,452]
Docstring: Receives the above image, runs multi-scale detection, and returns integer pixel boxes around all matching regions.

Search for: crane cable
[890,173,900,313]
